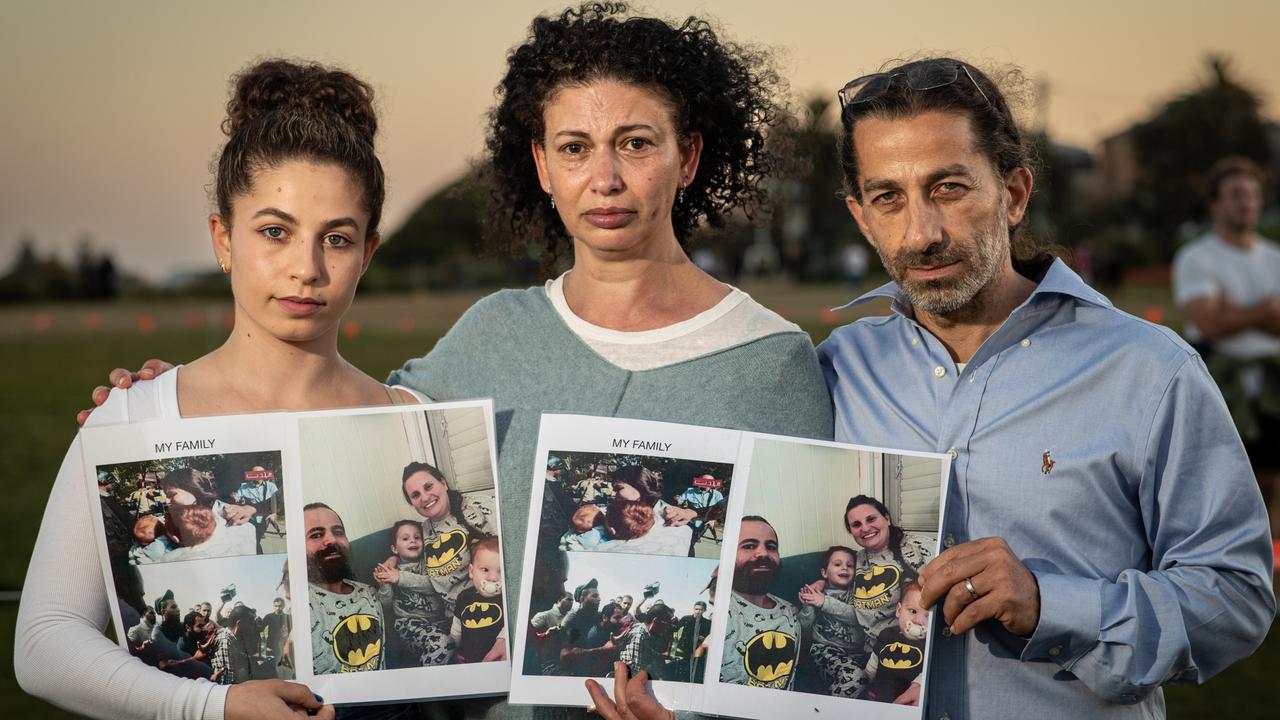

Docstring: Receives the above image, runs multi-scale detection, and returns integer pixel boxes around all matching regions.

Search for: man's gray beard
[871,214,1007,318]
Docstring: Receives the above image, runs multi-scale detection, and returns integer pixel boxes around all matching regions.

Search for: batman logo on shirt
[853,565,900,608]
[425,530,467,570]
[331,613,382,671]
[742,630,797,688]
[879,641,922,670]
[460,601,503,629]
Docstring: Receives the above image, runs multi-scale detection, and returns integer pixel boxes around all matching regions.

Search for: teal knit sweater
[388,287,833,719]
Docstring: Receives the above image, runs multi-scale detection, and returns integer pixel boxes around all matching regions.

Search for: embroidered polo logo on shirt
[742,630,797,688]
[853,565,900,609]
[331,613,382,671]
[880,641,923,670]
[1041,450,1056,475]
[459,601,503,629]
[425,530,467,575]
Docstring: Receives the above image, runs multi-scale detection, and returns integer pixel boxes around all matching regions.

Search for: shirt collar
[830,258,1111,317]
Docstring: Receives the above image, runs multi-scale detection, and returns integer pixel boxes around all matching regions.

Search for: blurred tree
[368,172,534,290]
[784,94,856,280]
[0,235,77,302]
[696,93,856,282]
[1130,54,1271,259]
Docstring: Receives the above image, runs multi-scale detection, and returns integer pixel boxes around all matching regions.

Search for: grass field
[1,282,1273,717]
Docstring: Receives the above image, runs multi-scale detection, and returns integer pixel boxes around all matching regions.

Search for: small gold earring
[218,257,230,274]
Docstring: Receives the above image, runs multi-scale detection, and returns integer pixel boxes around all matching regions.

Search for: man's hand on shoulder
[918,536,1040,637]
[77,359,175,426]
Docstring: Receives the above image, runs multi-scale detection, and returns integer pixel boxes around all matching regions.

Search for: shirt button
[942,626,953,638]
[933,366,946,378]
[911,337,919,346]
[947,447,958,460]
[1048,645,1062,657]
[940,713,952,720]
[1020,338,1031,348]
[943,534,955,547]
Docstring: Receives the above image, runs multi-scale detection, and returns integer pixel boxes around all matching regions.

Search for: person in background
[1172,156,1280,535]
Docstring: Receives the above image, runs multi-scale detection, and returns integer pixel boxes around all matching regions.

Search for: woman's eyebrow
[251,207,297,223]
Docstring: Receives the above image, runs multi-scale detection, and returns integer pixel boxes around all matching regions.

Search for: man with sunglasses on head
[818,57,1273,719]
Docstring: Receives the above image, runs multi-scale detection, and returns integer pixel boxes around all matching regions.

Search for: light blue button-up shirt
[817,260,1275,720]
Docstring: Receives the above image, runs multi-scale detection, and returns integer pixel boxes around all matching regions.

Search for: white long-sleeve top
[16,371,229,720]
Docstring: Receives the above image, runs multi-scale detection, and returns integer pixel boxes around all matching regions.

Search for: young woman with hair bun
[16,58,421,720]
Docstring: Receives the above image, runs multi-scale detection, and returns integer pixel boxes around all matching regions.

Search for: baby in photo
[798,545,867,698]
[128,515,175,563]
[560,504,609,550]
[450,537,506,663]
[863,580,928,705]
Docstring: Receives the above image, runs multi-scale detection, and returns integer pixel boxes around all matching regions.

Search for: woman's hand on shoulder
[225,679,332,719]
[78,359,175,426]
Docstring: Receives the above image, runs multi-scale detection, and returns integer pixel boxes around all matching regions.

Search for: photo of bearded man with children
[721,441,942,707]
[297,406,505,674]
[540,452,731,558]
[95,451,286,566]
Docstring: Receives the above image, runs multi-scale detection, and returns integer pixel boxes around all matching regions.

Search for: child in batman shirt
[863,580,928,704]
[373,520,455,667]
[450,537,507,663]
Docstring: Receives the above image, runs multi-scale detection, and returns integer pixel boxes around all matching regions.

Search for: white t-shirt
[1172,233,1280,359]
[546,273,801,371]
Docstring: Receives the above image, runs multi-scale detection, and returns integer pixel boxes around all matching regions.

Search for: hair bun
[223,59,378,141]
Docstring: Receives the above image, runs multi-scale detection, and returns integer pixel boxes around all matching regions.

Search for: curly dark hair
[837,57,1046,271]
[216,59,385,237]
[485,2,784,265]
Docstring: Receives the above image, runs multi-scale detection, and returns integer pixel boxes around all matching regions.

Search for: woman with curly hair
[388,3,831,717]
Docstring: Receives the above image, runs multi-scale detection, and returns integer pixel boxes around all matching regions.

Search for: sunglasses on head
[837,61,990,109]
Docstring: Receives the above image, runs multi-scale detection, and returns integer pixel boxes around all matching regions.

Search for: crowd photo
[719,439,944,706]
[115,553,296,684]
[521,548,718,685]
[297,405,505,675]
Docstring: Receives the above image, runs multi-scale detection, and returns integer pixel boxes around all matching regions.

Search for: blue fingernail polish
[314,693,324,703]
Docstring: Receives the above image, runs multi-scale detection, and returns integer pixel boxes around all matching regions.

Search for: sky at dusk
[3,0,1277,280]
